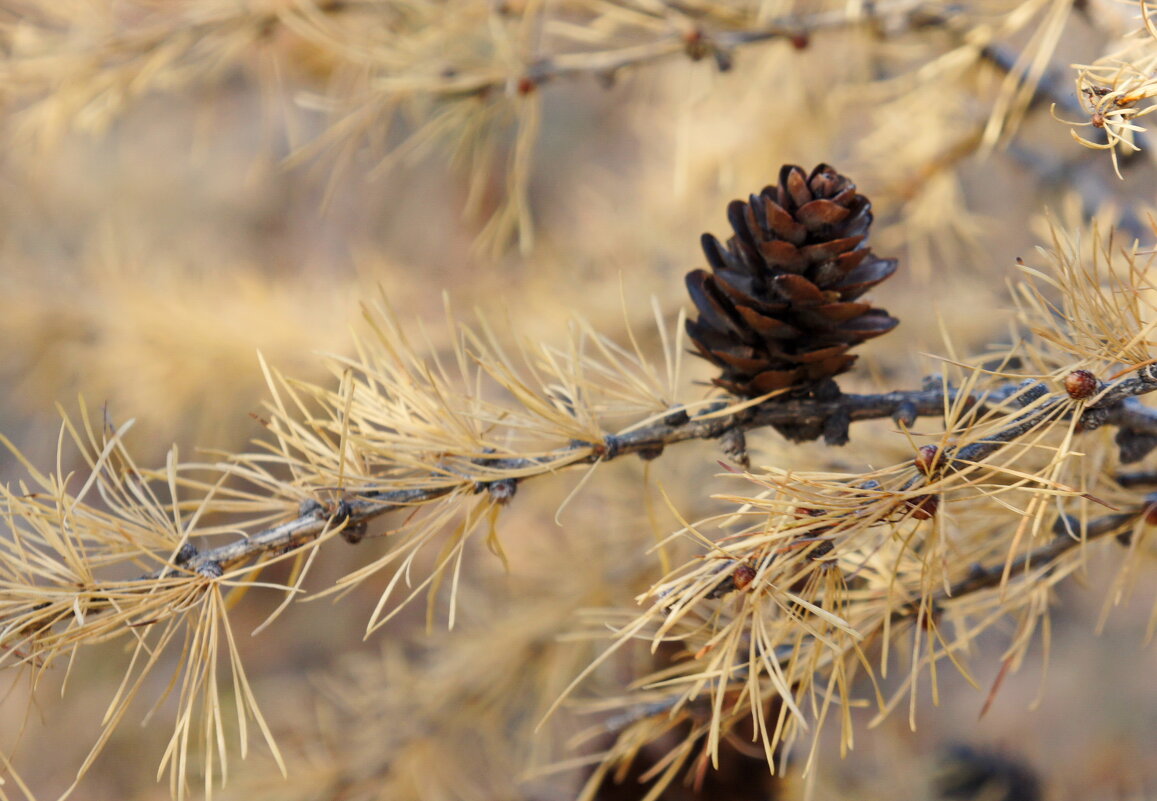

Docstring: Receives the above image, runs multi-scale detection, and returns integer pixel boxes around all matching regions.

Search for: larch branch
[171,371,1157,578]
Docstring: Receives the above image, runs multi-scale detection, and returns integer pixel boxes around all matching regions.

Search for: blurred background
[0,1,1155,799]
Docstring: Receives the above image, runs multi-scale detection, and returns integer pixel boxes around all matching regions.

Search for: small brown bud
[683,28,709,60]
[904,494,939,520]
[341,521,368,544]
[636,444,664,461]
[790,32,809,50]
[516,76,537,95]
[914,444,940,474]
[1143,501,1157,527]
[731,564,757,591]
[918,602,943,629]
[1064,369,1098,400]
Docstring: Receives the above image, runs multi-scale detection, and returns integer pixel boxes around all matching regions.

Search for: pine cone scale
[715,276,788,315]
[759,240,808,272]
[800,236,865,264]
[831,258,898,298]
[685,272,749,342]
[736,306,801,338]
[747,369,802,393]
[713,350,778,371]
[783,167,812,207]
[796,199,850,228]
[773,274,828,304]
[762,200,807,244]
[808,301,873,325]
[837,311,899,337]
[795,344,851,363]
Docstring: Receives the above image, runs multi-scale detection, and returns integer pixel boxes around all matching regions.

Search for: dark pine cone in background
[686,163,899,396]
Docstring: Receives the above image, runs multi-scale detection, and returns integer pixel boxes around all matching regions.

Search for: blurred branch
[1007,142,1153,242]
[979,40,1084,118]
[401,0,941,94]
[1115,469,1157,487]
[1,0,941,102]
[893,503,1147,622]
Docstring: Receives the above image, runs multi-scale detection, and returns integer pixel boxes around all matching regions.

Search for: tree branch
[894,504,1146,623]
[409,1,948,95]
[168,370,1157,578]
[599,498,1149,736]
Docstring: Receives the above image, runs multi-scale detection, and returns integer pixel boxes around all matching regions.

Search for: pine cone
[686,164,898,396]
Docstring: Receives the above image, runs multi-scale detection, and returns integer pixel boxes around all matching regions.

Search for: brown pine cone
[686,164,898,396]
